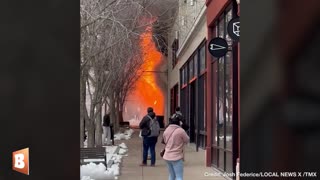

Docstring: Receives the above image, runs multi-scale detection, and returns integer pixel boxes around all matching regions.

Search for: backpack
[147,115,160,137]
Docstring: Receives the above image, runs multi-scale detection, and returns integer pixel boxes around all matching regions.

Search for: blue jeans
[142,137,157,165]
[166,159,183,180]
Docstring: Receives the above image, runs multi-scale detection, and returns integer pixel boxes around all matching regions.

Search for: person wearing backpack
[139,110,160,166]
[139,107,153,159]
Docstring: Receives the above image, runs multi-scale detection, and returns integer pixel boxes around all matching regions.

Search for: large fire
[136,26,164,115]
[124,24,164,125]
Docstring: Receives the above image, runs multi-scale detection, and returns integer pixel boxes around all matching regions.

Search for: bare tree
[80,0,180,148]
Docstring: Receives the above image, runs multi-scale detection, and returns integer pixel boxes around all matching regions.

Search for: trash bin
[156,116,165,128]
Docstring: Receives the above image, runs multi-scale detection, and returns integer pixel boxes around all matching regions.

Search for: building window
[194,51,198,76]
[172,39,179,68]
[184,65,188,84]
[179,41,207,149]
[199,45,206,73]
[170,84,179,115]
[211,6,235,175]
[181,65,188,86]
[189,56,194,79]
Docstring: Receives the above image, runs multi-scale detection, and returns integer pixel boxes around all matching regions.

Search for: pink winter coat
[162,124,189,161]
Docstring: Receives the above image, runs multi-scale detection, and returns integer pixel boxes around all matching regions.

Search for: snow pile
[113,154,123,163]
[119,142,128,149]
[81,143,128,180]
[114,133,127,140]
[105,146,119,154]
[114,129,134,140]
[125,129,134,136]
[110,163,120,176]
[81,176,94,180]
[80,163,115,180]
[118,148,127,155]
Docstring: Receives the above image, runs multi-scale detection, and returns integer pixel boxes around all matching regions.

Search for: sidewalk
[118,130,226,180]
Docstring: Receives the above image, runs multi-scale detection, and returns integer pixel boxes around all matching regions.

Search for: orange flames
[130,25,164,116]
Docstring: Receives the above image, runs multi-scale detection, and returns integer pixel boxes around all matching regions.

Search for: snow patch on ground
[105,146,118,154]
[81,163,115,180]
[125,129,134,136]
[119,142,128,149]
[114,133,128,140]
[118,148,127,155]
[81,143,128,180]
[114,129,134,140]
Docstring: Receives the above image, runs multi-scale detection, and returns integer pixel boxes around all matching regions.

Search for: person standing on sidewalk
[162,117,189,180]
[139,107,153,159]
[171,107,189,132]
[170,107,189,161]
[103,113,111,145]
[139,108,160,166]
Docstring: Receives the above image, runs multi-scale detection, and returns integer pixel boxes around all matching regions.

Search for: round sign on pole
[227,16,240,41]
[208,37,228,58]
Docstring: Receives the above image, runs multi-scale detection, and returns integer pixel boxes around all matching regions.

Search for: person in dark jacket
[168,107,189,132]
[103,114,111,145]
[139,108,158,166]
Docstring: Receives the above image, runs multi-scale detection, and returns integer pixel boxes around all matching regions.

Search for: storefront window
[225,8,233,151]
[218,16,224,38]
[226,9,233,46]
[211,5,235,173]
[218,58,225,149]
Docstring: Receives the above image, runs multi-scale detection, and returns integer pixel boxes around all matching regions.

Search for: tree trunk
[114,101,120,133]
[119,102,124,123]
[95,103,103,147]
[87,121,95,147]
[80,100,85,148]
[109,95,119,134]
[80,111,85,148]
[80,69,87,148]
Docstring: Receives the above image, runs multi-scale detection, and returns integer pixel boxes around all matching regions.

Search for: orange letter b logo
[12,148,29,175]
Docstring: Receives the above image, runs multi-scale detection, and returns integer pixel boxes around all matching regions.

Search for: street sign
[208,37,228,58]
[227,17,240,41]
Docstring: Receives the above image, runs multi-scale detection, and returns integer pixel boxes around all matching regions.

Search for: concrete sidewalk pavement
[118,130,226,180]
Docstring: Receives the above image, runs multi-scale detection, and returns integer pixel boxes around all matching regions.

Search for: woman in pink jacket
[162,117,189,180]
